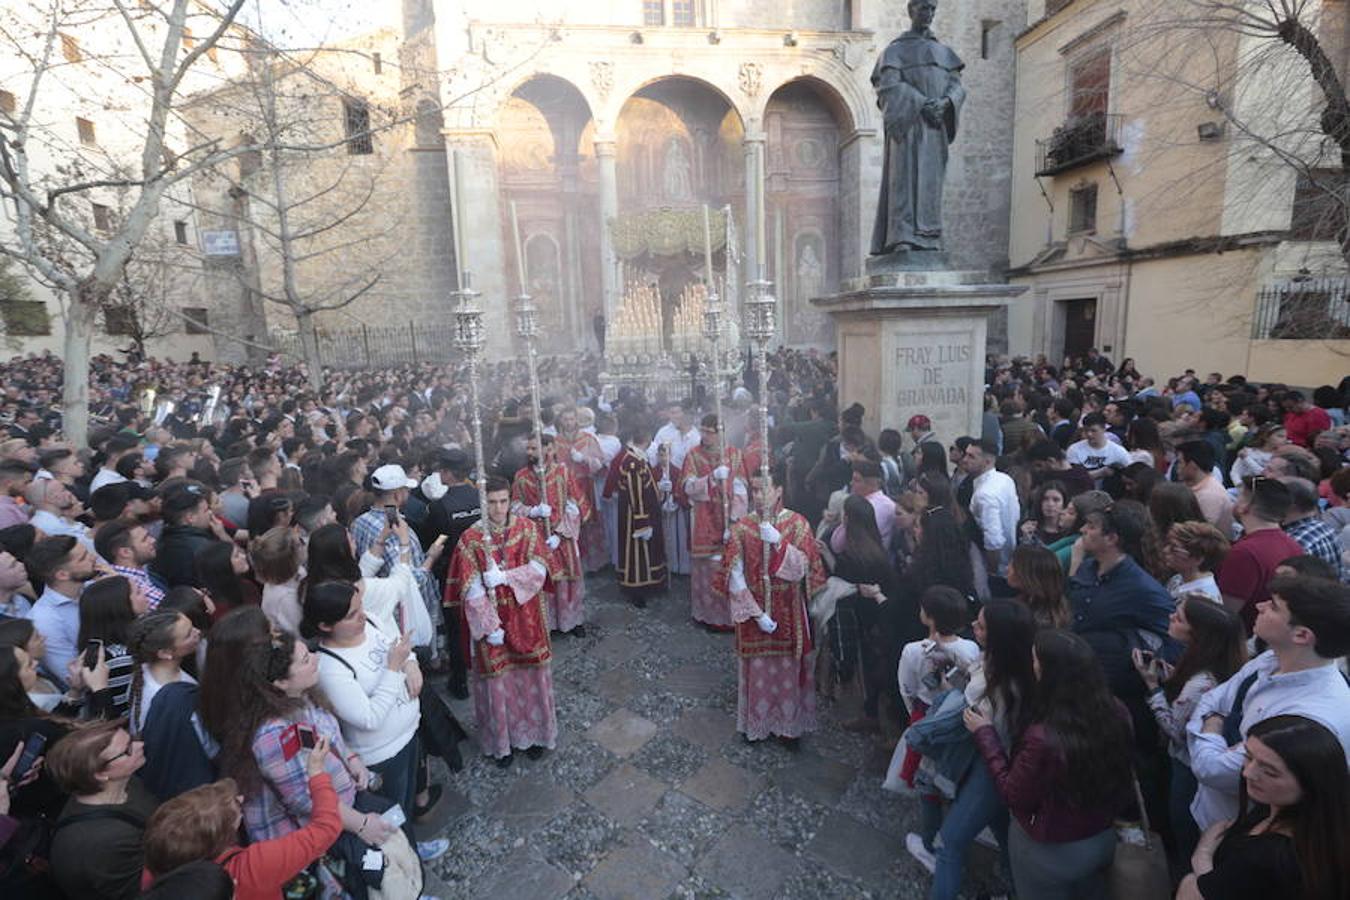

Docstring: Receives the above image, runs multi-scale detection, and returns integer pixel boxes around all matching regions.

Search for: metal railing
[1251,278,1350,339]
[1035,112,1124,177]
[268,321,462,369]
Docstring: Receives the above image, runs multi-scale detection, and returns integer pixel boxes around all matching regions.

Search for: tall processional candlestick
[743,264,777,614]
[510,201,550,535]
[701,205,731,537]
[452,271,493,556]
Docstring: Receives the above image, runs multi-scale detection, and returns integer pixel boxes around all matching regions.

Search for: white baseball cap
[370,464,417,491]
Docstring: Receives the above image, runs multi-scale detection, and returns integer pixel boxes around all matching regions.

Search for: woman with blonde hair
[252,526,304,634]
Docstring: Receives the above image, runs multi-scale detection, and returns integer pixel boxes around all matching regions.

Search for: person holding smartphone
[1133,594,1246,875]
[300,581,448,863]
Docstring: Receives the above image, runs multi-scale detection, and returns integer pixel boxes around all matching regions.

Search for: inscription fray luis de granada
[895,338,973,408]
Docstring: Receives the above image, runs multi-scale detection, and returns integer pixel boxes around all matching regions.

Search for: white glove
[657,478,673,492]
[565,501,579,518]
[482,564,507,589]
[713,465,730,481]
[570,450,586,464]
[634,527,653,541]
[530,503,552,519]
[485,628,505,646]
[755,614,778,634]
[759,522,781,545]
[723,528,731,542]
[661,498,678,513]
[545,534,561,550]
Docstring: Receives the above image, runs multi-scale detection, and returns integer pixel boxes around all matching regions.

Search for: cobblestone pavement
[419,572,1005,899]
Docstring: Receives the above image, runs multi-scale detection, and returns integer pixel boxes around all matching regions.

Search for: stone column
[444,130,510,355]
[595,135,619,331]
[742,131,766,281]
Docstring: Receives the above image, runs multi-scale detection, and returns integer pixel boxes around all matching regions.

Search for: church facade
[389,0,1023,355]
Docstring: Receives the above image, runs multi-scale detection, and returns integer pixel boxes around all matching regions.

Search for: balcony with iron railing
[1251,278,1350,339]
[1035,112,1124,177]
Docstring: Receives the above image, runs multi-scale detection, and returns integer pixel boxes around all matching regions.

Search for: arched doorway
[614,78,745,338]
[497,76,595,349]
[764,78,852,347]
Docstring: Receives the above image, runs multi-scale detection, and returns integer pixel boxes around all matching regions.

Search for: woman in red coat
[141,734,342,900]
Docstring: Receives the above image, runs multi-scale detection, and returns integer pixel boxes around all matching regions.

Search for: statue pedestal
[812,271,1026,443]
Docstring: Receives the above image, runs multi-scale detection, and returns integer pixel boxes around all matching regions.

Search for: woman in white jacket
[302,523,439,647]
[300,579,448,864]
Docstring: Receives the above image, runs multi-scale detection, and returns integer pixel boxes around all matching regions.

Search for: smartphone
[380,804,407,830]
[14,732,47,782]
[83,639,104,670]
[297,725,317,750]
[1137,649,1156,665]
[383,505,400,526]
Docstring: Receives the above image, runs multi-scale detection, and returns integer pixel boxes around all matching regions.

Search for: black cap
[436,448,471,474]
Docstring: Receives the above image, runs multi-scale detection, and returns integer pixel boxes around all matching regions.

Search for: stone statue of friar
[870,0,966,257]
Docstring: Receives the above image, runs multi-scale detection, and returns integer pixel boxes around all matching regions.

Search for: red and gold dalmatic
[553,428,609,572]
[447,514,557,758]
[512,463,590,632]
[678,442,748,627]
[602,443,667,595]
[722,508,827,740]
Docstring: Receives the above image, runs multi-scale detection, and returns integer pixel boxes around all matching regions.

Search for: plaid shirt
[242,705,356,896]
[112,564,166,611]
[351,509,442,628]
[1284,516,1345,581]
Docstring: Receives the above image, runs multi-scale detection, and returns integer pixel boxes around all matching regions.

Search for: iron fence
[1251,278,1350,340]
[269,321,462,369]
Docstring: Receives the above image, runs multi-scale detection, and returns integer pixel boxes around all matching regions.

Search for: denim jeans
[1167,756,1200,881]
[929,760,1011,900]
[369,734,420,842]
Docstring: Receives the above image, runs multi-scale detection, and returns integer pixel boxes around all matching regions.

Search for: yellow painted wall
[1248,341,1350,387]
[1120,251,1261,378]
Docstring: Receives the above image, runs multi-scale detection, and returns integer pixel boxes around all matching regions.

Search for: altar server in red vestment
[512,435,590,636]
[723,464,827,745]
[679,414,748,629]
[552,406,608,573]
[602,419,667,607]
[449,476,556,767]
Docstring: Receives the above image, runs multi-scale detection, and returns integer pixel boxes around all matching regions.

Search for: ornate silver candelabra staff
[452,272,494,556]
[510,203,551,538]
[701,228,731,541]
[744,266,777,614]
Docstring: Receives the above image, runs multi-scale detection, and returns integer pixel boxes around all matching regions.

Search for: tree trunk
[62,290,98,450]
[295,309,324,393]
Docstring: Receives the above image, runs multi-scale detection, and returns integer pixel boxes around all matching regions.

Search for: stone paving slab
[589,631,647,665]
[583,763,668,825]
[695,824,803,899]
[583,839,689,900]
[771,751,858,806]
[804,811,905,884]
[672,705,736,751]
[487,774,576,833]
[587,708,659,758]
[678,757,765,812]
[591,666,642,705]
[474,850,576,900]
[664,662,730,699]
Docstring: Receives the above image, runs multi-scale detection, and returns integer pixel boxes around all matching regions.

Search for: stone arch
[614,73,748,133]
[754,69,870,136]
[762,78,852,347]
[497,74,597,351]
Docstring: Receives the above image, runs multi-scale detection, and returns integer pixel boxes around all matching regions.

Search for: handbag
[1107,771,1171,900]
